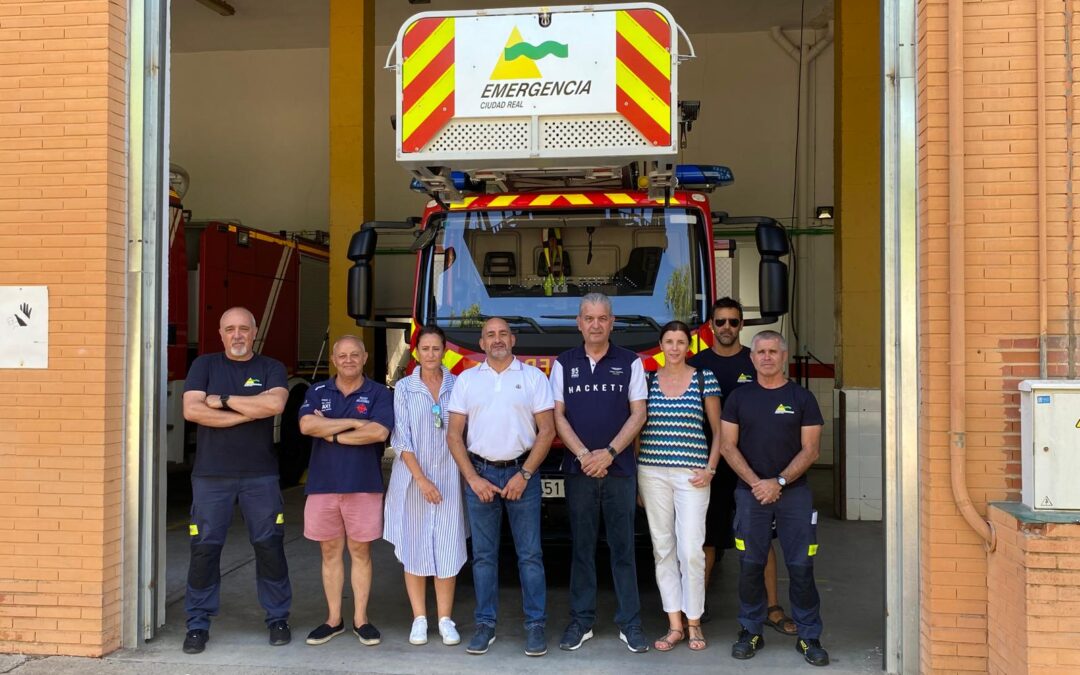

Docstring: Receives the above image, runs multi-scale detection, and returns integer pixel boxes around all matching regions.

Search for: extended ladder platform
[391,3,694,201]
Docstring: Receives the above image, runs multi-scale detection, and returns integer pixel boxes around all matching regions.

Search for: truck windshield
[421,207,708,352]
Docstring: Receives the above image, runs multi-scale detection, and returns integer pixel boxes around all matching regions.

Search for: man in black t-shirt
[720,330,829,667]
[180,307,291,655]
[690,298,792,633]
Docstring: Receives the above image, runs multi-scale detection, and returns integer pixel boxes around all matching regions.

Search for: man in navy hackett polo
[550,293,650,653]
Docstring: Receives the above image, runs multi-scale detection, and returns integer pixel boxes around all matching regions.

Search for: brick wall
[0,0,127,656]
[918,0,1079,672]
[987,505,1080,674]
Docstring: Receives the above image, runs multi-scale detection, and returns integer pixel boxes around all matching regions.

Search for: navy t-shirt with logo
[721,380,824,490]
[299,376,395,494]
[184,352,288,478]
[688,346,756,405]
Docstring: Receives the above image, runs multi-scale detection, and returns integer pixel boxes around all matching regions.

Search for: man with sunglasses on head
[298,335,394,648]
[688,298,795,636]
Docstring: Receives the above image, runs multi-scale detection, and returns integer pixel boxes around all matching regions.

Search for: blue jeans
[185,475,291,630]
[566,473,641,630]
[464,461,546,629]
[734,484,821,639]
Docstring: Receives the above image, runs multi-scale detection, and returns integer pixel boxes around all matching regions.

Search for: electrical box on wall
[1020,380,1080,510]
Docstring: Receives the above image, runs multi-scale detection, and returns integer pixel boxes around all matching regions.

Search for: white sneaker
[409,616,428,645]
[438,617,460,646]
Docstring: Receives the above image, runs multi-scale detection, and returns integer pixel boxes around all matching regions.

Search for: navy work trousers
[733,483,822,639]
[185,475,292,631]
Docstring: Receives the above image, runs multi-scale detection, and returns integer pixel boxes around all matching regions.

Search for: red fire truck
[347,4,788,532]
[166,174,330,486]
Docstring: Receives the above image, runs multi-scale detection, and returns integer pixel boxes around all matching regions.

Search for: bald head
[479,317,515,364]
[218,306,257,360]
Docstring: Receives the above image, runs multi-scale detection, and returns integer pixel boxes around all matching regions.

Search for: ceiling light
[194,0,236,17]
[815,205,834,220]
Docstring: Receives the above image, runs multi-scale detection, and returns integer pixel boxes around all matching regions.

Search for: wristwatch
[519,468,534,481]
[706,466,717,475]
[219,395,231,411]
[606,445,617,458]
[777,475,788,487]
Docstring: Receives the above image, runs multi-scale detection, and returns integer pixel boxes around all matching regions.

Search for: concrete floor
[3,476,885,675]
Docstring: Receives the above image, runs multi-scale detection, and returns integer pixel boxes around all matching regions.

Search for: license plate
[541,478,564,499]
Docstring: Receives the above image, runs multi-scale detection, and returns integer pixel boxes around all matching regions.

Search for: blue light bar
[675,164,734,190]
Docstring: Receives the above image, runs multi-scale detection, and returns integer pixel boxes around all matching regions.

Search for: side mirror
[347,226,378,322]
[755,220,789,320]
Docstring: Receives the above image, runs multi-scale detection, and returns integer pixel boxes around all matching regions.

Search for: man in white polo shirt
[447,317,555,658]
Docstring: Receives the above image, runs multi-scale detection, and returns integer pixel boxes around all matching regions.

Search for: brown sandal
[687,624,707,651]
[766,604,798,636]
[654,627,684,652]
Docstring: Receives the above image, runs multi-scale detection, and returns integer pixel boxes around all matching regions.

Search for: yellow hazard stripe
[615,59,670,133]
[401,64,455,144]
[447,195,478,210]
[808,544,818,556]
[402,18,455,90]
[276,513,285,525]
[616,11,670,77]
[489,195,517,207]
[443,350,464,370]
[531,194,560,207]
[734,538,745,551]
[607,193,636,205]
[189,524,198,536]
[564,194,592,206]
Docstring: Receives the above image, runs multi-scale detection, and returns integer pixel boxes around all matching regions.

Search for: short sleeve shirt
[721,380,824,489]
[447,359,554,461]
[638,369,721,469]
[299,376,395,494]
[184,353,288,478]
[688,346,756,405]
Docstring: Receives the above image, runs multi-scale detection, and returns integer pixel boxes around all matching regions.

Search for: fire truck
[166,168,330,486]
[347,3,788,534]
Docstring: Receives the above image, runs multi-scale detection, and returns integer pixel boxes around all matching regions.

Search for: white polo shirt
[447,358,554,461]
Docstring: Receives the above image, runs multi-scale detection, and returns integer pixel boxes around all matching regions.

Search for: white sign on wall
[0,286,48,368]
[454,12,616,117]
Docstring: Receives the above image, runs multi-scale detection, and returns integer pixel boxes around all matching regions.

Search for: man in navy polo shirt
[181,306,291,654]
[550,293,649,653]
[298,335,394,648]
[721,330,829,667]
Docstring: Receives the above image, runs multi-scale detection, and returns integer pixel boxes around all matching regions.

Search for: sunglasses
[432,403,443,429]
[713,318,741,328]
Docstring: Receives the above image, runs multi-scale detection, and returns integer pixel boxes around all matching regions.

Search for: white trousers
[638,465,710,620]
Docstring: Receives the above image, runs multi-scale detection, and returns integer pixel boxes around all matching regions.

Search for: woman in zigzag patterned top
[638,320,723,654]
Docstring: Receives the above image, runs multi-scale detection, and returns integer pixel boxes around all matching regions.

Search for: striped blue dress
[383,367,468,578]
[639,368,721,468]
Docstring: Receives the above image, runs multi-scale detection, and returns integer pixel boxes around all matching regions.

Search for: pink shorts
[304,492,384,543]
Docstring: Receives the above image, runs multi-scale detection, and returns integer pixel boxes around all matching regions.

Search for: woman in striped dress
[384,325,467,646]
[638,320,723,652]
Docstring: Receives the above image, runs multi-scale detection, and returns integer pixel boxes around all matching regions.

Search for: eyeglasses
[432,403,443,429]
[713,318,741,328]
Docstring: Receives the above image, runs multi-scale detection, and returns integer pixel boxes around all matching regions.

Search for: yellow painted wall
[834,0,881,388]
[329,0,375,356]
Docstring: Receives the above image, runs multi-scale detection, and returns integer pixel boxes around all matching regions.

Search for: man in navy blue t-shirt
[550,293,650,654]
[298,335,394,647]
[689,297,792,633]
[720,330,829,667]
[181,307,291,654]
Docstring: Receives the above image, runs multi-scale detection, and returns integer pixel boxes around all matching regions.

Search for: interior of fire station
[156,0,887,668]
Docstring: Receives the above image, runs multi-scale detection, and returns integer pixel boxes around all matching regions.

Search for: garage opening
[137,0,892,671]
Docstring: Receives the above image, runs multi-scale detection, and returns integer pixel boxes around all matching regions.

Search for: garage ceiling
[171,0,833,53]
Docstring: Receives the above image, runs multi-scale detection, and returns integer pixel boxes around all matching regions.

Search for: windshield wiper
[435,315,545,334]
[613,315,661,331]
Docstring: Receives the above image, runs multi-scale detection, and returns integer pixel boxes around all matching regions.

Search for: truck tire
[278,384,311,488]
